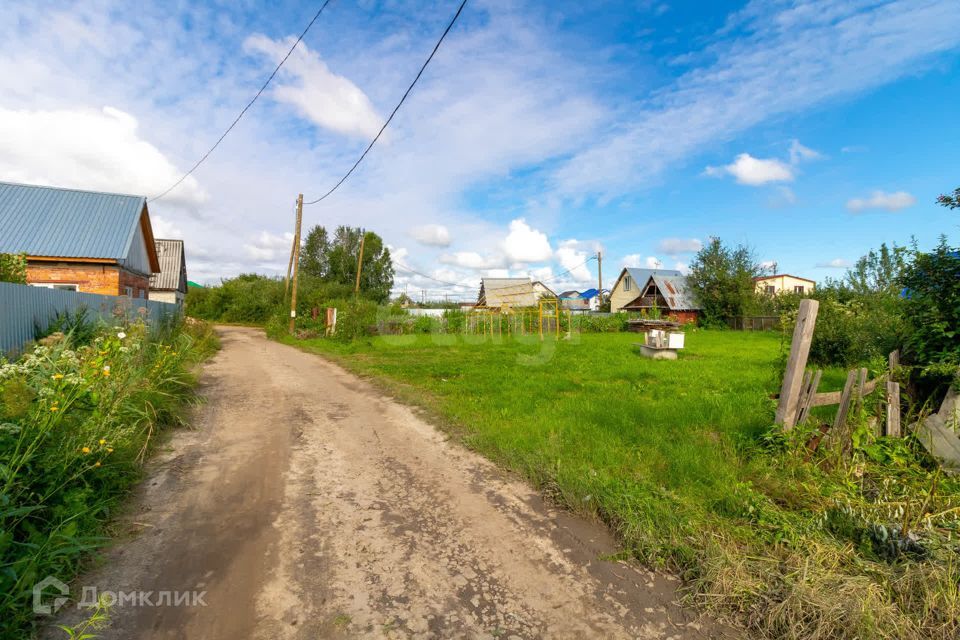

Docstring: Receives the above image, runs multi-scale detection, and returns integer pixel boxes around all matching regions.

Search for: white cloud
[841,145,868,153]
[555,239,593,282]
[621,254,644,269]
[243,230,293,262]
[554,1,960,198]
[759,260,778,271]
[0,106,205,206]
[656,237,702,255]
[410,224,452,247]
[846,190,916,213]
[151,215,183,239]
[705,153,794,186]
[789,139,822,164]
[244,35,382,139]
[770,185,798,207]
[645,256,663,269]
[674,261,689,274]
[439,251,503,270]
[502,218,552,263]
[816,258,850,268]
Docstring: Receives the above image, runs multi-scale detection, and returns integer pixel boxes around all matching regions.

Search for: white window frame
[624,276,632,292]
[124,286,134,297]
[29,283,79,292]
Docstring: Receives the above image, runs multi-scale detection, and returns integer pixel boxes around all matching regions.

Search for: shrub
[900,238,960,381]
[0,253,27,284]
[0,319,215,638]
[572,313,629,332]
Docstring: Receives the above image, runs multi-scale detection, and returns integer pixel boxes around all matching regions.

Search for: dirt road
[50,326,727,639]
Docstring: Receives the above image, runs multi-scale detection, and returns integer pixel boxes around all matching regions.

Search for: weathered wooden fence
[0,282,178,355]
[775,299,960,470]
[727,315,781,331]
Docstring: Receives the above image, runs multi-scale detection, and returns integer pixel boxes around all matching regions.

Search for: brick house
[0,181,160,297]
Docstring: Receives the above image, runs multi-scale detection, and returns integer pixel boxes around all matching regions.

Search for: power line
[149,0,334,203]
[394,262,476,289]
[303,0,468,206]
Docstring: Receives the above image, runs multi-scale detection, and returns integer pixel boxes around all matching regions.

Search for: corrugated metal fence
[0,282,178,355]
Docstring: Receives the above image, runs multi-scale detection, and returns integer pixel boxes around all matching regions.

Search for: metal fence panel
[0,282,179,355]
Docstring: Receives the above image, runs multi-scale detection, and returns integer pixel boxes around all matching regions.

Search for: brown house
[0,181,160,297]
[619,273,701,324]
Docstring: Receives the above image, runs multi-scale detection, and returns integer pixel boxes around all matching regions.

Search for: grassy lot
[282,329,960,640]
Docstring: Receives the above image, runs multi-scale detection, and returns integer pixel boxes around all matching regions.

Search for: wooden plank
[795,369,823,426]
[886,381,901,437]
[776,299,820,429]
[913,414,960,472]
[888,349,900,372]
[808,377,884,407]
[833,370,858,431]
[854,367,868,409]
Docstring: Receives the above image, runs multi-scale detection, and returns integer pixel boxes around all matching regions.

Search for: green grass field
[283,329,960,640]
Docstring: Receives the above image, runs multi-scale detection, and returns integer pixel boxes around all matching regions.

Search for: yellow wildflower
[81,446,91,454]
[102,365,111,377]
[94,461,101,468]
[99,438,106,445]
[107,448,114,453]
[52,373,64,380]
[50,406,59,412]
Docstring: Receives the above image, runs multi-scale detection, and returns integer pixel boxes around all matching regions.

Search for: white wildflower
[117,332,127,340]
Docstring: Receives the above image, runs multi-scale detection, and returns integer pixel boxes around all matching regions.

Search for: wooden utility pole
[353,232,366,296]
[288,194,304,333]
[597,251,603,304]
[283,229,296,300]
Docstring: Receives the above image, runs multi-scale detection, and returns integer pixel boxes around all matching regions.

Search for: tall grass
[285,330,960,640]
[0,318,218,639]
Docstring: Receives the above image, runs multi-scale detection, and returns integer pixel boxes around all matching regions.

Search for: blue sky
[0,0,957,299]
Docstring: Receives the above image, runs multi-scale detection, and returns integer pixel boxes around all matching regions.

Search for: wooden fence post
[886,381,901,437]
[776,299,820,429]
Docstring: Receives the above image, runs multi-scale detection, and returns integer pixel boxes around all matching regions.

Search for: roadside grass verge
[0,318,218,640]
[280,329,960,640]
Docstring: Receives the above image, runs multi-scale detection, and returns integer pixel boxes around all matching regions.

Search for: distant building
[477,278,556,308]
[755,274,816,295]
[620,273,701,324]
[0,181,160,298]
[609,267,683,312]
[149,239,188,305]
[560,288,603,312]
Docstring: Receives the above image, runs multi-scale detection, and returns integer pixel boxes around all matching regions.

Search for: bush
[186,274,284,324]
[572,313,629,332]
[901,239,960,380]
[0,319,215,638]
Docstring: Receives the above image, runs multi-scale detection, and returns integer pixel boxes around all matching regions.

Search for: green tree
[299,225,329,278]
[901,237,960,376]
[0,253,27,284]
[687,237,764,326]
[322,226,394,303]
[936,187,959,209]
[844,242,908,295]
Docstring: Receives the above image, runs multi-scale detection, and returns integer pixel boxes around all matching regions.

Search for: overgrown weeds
[0,318,217,639]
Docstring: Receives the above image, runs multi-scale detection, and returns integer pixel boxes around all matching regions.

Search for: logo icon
[33,576,69,615]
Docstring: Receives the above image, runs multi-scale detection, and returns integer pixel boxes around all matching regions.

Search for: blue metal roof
[579,288,600,299]
[0,181,147,260]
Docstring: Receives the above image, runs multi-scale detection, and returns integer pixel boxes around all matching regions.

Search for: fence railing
[727,315,781,331]
[0,282,178,355]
